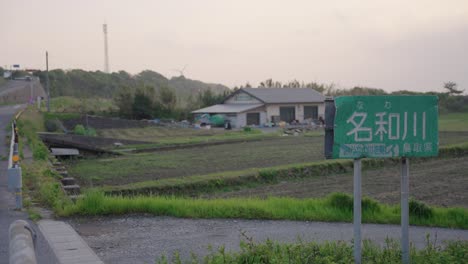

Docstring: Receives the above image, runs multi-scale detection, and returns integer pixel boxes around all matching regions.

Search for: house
[192,88,326,128]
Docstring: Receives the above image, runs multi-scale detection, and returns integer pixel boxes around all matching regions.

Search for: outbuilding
[192,88,325,128]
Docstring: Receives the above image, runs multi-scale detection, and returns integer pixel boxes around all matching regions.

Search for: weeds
[156,237,468,264]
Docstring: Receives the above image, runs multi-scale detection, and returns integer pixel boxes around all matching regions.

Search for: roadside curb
[38,220,103,264]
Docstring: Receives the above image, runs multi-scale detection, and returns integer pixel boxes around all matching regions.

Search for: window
[304,106,318,120]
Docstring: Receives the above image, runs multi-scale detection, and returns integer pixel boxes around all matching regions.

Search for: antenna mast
[103,23,110,73]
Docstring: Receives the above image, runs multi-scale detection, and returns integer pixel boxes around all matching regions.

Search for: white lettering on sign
[346,112,372,142]
[388,113,400,140]
[346,111,427,142]
[374,112,388,141]
[402,112,408,140]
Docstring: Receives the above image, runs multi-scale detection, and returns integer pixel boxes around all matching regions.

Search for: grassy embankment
[16,108,71,217]
[158,238,468,264]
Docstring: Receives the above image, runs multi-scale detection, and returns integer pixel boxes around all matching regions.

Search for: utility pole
[46,51,50,112]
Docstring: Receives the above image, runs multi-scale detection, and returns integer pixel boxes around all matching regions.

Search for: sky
[1,0,468,93]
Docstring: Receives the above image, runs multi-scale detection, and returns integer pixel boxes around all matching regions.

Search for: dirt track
[212,156,468,208]
[69,216,468,264]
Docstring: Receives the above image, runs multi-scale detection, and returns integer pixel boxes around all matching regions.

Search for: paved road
[0,104,57,263]
[69,216,468,264]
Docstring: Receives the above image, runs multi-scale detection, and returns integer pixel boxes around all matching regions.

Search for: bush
[328,193,353,211]
[327,193,381,213]
[74,124,86,135]
[73,124,97,136]
[409,199,434,219]
[45,119,61,132]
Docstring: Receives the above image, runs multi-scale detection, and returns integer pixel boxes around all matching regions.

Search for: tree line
[25,69,467,120]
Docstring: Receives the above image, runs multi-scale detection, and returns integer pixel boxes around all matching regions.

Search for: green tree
[132,88,153,120]
[114,86,134,118]
[159,86,177,113]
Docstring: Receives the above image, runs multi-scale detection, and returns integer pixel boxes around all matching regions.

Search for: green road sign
[332,95,438,159]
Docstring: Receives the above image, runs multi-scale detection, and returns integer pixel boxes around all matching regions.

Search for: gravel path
[69,216,468,264]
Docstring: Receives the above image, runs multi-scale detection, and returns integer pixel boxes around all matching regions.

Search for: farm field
[98,126,275,147]
[68,131,468,187]
[211,156,468,208]
[439,113,468,131]
[68,136,323,186]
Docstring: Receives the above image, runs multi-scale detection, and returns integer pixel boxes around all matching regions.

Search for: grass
[439,112,468,131]
[40,96,117,114]
[61,191,468,229]
[157,238,468,264]
[17,107,72,213]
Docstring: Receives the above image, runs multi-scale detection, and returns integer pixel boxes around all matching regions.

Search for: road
[69,216,468,264]
[0,104,57,263]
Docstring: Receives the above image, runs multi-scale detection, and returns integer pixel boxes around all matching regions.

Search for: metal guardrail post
[9,220,38,264]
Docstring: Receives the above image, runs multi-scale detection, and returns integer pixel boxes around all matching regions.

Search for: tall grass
[61,192,468,229]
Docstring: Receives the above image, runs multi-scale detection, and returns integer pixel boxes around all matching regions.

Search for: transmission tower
[103,24,110,73]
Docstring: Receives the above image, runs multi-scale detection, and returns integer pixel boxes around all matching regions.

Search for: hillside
[34,69,230,104]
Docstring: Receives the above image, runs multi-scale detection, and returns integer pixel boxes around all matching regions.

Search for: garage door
[280,107,295,123]
[246,113,260,125]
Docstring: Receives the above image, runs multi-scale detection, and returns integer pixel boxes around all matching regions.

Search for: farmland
[68,130,468,187]
[212,156,468,208]
[68,136,323,186]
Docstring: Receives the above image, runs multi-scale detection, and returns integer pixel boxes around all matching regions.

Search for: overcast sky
[2,0,467,93]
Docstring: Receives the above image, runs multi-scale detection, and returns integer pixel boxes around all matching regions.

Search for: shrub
[74,124,86,135]
[362,197,381,213]
[328,193,353,211]
[73,124,96,136]
[409,199,434,219]
[327,193,381,213]
[45,119,61,132]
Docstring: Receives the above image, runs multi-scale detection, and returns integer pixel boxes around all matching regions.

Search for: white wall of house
[265,103,324,122]
[225,92,262,104]
[236,113,246,128]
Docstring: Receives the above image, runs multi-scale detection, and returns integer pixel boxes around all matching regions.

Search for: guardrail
[7,120,23,210]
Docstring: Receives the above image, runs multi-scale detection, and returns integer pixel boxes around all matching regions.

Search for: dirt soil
[212,156,468,208]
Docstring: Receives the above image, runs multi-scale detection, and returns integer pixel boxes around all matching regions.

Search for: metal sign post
[353,159,362,264]
[401,157,410,264]
[325,95,438,264]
